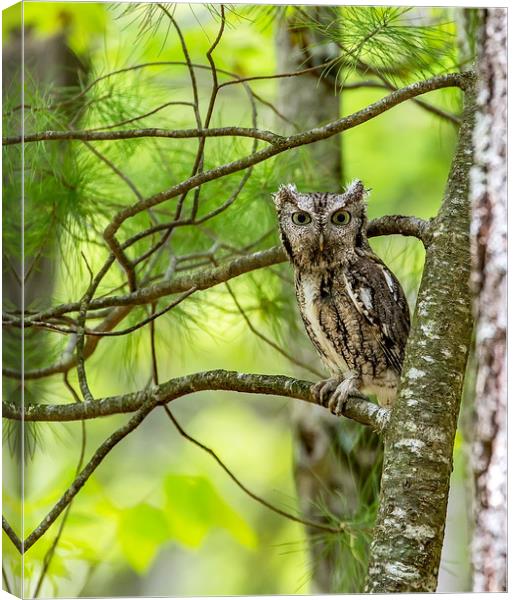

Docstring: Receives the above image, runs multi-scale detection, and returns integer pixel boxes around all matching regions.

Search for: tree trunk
[275,7,342,183]
[365,75,475,592]
[469,8,507,593]
[275,8,380,593]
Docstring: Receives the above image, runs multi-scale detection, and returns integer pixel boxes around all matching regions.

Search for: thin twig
[2,516,22,553]
[2,566,12,594]
[22,393,160,554]
[75,257,118,402]
[130,7,258,278]
[149,302,160,386]
[50,288,197,337]
[130,4,207,285]
[32,375,87,598]
[82,140,143,201]
[223,279,323,378]
[163,405,344,534]
[337,40,461,126]
[88,100,195,131]
[218,56,339,90]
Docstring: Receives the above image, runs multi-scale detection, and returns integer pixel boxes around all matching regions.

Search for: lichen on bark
[365,77,476,592]
[469,8,507,592]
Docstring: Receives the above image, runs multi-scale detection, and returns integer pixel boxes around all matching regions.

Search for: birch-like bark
[469,8,507,592]
[365,75,475,592]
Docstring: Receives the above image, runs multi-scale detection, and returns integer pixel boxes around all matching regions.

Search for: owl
[273,179,410,414]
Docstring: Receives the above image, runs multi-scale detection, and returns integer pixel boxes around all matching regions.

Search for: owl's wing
[340,254,410,374]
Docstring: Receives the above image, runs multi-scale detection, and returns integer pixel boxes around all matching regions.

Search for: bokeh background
[2,3,472,596]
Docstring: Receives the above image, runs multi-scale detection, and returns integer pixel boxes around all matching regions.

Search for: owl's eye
[292,211,312,225]
[331,209,351,226]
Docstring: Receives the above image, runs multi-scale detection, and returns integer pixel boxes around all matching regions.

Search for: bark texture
[275,7,342,183]
[365,77,475,592]
[469,8,507,593]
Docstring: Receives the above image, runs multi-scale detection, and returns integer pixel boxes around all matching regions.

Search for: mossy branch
[2,369,389,431]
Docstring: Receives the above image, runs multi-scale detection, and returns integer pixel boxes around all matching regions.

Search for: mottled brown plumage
[273,180,410,413]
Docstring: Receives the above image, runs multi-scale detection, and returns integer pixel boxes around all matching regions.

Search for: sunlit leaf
[164,474,257,549]
[117,503,170,574]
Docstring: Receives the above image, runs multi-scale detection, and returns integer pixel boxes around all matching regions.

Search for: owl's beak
[319,232,325,252]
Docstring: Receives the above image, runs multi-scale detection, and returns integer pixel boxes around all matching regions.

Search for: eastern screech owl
[273,179,410,414]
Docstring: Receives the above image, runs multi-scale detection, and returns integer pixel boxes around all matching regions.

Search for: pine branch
[21,393,160,554]
[31,375,87,598]
[2,516,22,553]
[1,126,282,146]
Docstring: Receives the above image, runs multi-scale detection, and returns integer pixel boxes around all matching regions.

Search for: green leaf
[117,503,170,574]
[163,474,257,549]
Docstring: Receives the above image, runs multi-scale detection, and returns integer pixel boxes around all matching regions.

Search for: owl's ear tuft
[344,179,370,203]
[272,183,298,207]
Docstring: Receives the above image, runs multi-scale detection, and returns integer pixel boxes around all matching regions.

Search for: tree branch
[3,369,386,555]
[22,393,160,554]
[366,214,432,246]
[2,369,390,432]
[2,125,283,147]
[7,214,428,327]
[332,39,462,127]
[31,376,87,598]
[2,516,22,553]
[102,72,470,243]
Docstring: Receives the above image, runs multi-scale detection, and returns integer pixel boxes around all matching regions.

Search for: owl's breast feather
[298,274,349,376]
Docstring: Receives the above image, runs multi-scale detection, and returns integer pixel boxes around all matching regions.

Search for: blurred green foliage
[2,3,472,596]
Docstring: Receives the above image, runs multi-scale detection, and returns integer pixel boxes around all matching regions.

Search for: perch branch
[4,371,386,555]
[2,369,390,432]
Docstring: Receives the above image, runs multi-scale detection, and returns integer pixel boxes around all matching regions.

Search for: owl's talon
[312,377,342,408]
[328,390,349,416]
[312,374,361,417]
